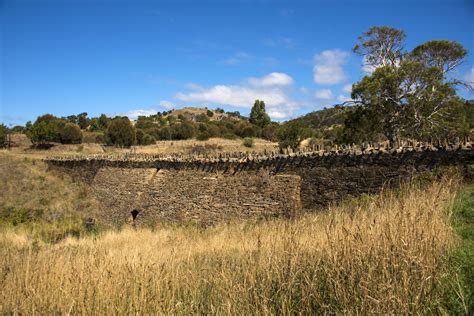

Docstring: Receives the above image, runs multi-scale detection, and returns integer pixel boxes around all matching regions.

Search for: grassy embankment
[0,152,472,314]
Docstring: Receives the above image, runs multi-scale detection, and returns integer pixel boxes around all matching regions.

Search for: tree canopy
[249,100,271,128]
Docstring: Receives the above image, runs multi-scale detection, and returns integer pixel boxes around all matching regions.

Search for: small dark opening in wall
[131,210,139,220]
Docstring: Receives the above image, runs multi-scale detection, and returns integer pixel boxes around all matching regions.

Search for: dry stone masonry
[45,143,474,226]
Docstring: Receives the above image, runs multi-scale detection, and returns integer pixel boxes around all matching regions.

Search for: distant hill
[163,107,243,122]
[285,105,351,130]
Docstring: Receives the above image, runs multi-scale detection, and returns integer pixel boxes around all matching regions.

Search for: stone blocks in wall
[135,170,301,225]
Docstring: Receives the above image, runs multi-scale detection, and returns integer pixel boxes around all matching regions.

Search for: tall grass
[0,177,463,314]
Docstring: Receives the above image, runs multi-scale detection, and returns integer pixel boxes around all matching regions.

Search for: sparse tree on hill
[249,100,271,127]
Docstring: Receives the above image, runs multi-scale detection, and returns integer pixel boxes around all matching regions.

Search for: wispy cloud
[159,100,175,110]
[337,95,352,103]
[342,84,352,93]
[313,49,349,84]
[247,72,294,87]
[361,56,376,75]
[122,109,158,120]
[464,67,474,83]
[263,37,296,49]
[314,89,333,100]
[219,52,252,65]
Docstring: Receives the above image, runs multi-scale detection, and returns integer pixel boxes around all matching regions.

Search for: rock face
[45,146,474,226]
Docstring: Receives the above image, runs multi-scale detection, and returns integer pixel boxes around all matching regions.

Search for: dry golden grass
[0,177,461,314]
[3,137,278,160]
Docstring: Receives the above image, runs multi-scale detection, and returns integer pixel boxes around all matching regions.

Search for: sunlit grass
[0,177,464,314]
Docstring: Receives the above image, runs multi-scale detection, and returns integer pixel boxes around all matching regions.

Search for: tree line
[0,101,278,148]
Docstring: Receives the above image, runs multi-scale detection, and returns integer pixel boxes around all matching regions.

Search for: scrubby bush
[136,129,156,145]
[60,123,83,144]
[277,122,301,149]
[106,117,136,147]
[196,132,210,141]
[242,137,254,148]
[0,124,8,148]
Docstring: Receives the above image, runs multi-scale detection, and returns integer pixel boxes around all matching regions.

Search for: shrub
[171,122,196,140]
[277,122,301,149]
[206,109,214,117]
[242,137,254,148]
[106,117,136,147]
[0,124,8,148]
[60,123,83,144]
[196,113,209,123]
[136,130,156,145]
[196,132,210,141]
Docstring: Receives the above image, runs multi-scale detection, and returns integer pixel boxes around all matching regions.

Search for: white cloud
[313,49,349,84]
[159,100,175,109]
[176,85,289,108]
[268,110,291,119]
[337,95,352,103]
[299,86,310,94]
[175,72,300,120]
[314,89,333,100]
[362,56,376,75]
[122,109,157,120]
[465,67,474,83]
[343,84,352,93]
[247,72,294,87]
[220,52,252,65]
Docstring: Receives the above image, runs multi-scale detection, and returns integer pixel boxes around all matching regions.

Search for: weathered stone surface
[45,147,474,225]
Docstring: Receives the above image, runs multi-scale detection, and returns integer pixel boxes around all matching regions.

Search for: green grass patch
[443,182,474,314]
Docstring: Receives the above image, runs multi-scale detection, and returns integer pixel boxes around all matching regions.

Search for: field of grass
[5,136,279,160]
[1,151,472,314]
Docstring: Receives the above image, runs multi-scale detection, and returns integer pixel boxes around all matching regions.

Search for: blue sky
[1,0,473,125]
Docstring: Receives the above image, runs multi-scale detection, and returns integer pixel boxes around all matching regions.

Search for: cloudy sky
[1,0,473,125]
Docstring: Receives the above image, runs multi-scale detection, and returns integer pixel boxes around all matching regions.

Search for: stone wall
[135,170,300,225]
[46,147,474,225]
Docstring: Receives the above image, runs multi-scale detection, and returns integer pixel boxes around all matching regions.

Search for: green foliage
[171,121,196,140]
[25,114,82,145]
[106,117,136,147]
[135,129,156,145]
[242,137,254,148]
[206,109,214,117]
[411,40,467,74]
[77,112,89,130]
[353,26,406,67]
[277,122,301,149]
[196,132,210,141]
[0,124,8,148]
[341,106,382,144]
[60,123,83,144]
[352,27,469,143]
[442,183,474,313]
[261,124,278,141]
[249,100,271,128]
[98,114,109,130]
[196,113,209,123]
